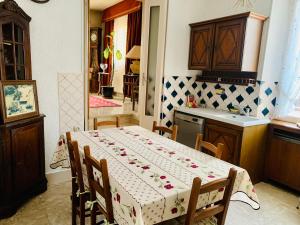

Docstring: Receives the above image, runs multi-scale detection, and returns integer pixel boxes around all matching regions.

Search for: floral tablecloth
[72,126,259,225]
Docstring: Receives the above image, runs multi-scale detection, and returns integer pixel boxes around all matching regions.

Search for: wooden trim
[189,12,266,27]
[271,120,300,134]
[240,124,268,183]
[0,0,32,22]
[102,0,141,23]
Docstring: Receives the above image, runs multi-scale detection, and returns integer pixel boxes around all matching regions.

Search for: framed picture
[0,80,39,123]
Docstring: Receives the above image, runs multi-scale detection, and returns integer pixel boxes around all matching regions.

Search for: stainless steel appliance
[174,110,205,148]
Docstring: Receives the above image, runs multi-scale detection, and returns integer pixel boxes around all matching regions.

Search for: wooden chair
[66,132,79,225]
[152,121,178,141]
[195,133,224,159]
[68,139,91,225]
[184,168,237,225]
[94,117,119,130]
[84,146,115,225]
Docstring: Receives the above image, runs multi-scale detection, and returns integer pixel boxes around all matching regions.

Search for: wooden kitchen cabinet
[204,121,242,164]
[212,18,246,71]
[264,121,300,191]
[188,24,215,70]
[189,12,266,74]
[0,115,47,218]
[204,119,268,184]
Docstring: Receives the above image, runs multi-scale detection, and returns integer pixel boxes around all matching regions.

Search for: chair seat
[159,216,217,225]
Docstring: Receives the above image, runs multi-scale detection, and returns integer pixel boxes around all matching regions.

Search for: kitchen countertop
[175,107,270,127]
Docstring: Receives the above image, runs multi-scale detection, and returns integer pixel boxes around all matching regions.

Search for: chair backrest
[152,121,178,141]
[195,133,224,159]
[66,132,76,179]
[84,146,114,223]
[70,140,86,193]
[185,168,237,225]
[94,117,119,130]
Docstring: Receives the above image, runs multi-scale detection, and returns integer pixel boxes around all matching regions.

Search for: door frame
[83,0,168,130]
[139,0,168,129]
[83,0,90,131]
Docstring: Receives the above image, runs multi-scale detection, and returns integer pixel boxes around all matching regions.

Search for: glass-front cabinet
[0,0,32,80]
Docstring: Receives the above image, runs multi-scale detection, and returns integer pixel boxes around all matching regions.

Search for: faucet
[231,105,251,116]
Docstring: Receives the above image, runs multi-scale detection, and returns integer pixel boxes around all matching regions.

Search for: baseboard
[113,92,123,98]
[46,169,71,186]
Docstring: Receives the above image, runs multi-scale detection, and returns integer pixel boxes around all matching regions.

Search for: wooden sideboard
[264,120,300,191]
[0,115,47,218]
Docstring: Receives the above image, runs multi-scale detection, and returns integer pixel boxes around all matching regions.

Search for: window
[288,78,300,119]
[275,1,300,123]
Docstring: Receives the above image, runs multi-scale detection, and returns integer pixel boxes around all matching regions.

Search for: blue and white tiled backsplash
[161,76,278,128]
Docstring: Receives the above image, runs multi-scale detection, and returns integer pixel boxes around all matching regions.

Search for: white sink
[215,114,269,126]
[175,107,270,127]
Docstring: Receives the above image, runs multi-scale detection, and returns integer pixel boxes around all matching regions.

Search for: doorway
[84,0,168,130]
[86,0,142,130]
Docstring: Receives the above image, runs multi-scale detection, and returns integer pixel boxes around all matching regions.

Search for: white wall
[15,0,84,174]
[113,15,128,94]
[164,0,273,78]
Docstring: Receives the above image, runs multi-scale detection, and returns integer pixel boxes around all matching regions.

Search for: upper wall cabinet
[189,12,266,73]
[0,0,32,80]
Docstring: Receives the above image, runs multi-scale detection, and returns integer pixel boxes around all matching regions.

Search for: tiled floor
[1,181,299,225]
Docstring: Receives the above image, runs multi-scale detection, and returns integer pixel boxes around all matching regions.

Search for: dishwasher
[174,110,205,148]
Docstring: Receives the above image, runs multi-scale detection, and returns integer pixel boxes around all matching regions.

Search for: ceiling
[90,0,124,11]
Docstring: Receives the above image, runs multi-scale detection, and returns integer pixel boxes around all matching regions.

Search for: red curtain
[126,7,142,74]
[104,20,114,83]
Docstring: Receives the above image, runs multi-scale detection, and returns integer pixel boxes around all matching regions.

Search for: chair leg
[79,197,86,225]
[90,207,97,225]
[71,195,77,225]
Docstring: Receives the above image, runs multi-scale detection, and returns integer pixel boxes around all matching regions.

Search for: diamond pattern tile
[179,81,185,89]
[161,76,279,127]
[207,91,213,99]
[58,73,84,135]
[265,88,273,96]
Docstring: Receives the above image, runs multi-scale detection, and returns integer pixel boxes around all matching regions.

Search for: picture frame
[0,80,39,123]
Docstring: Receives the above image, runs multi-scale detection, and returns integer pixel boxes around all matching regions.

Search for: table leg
[98,73,101,95]
[132,89,135,111]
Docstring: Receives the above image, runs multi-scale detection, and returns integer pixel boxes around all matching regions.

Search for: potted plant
[101,32,122,98]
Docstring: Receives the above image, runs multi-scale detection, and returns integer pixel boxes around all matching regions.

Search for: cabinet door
[188,24,215,70]
[204,122,242,164]
[0,20,31,80]
[11,121,44,195]
[265,136,300,191]
[212,18,246,71]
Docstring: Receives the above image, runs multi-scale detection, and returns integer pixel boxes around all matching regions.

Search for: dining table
[71,126,259,225]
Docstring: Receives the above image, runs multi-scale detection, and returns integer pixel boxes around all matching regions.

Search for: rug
[89,95,122,108]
